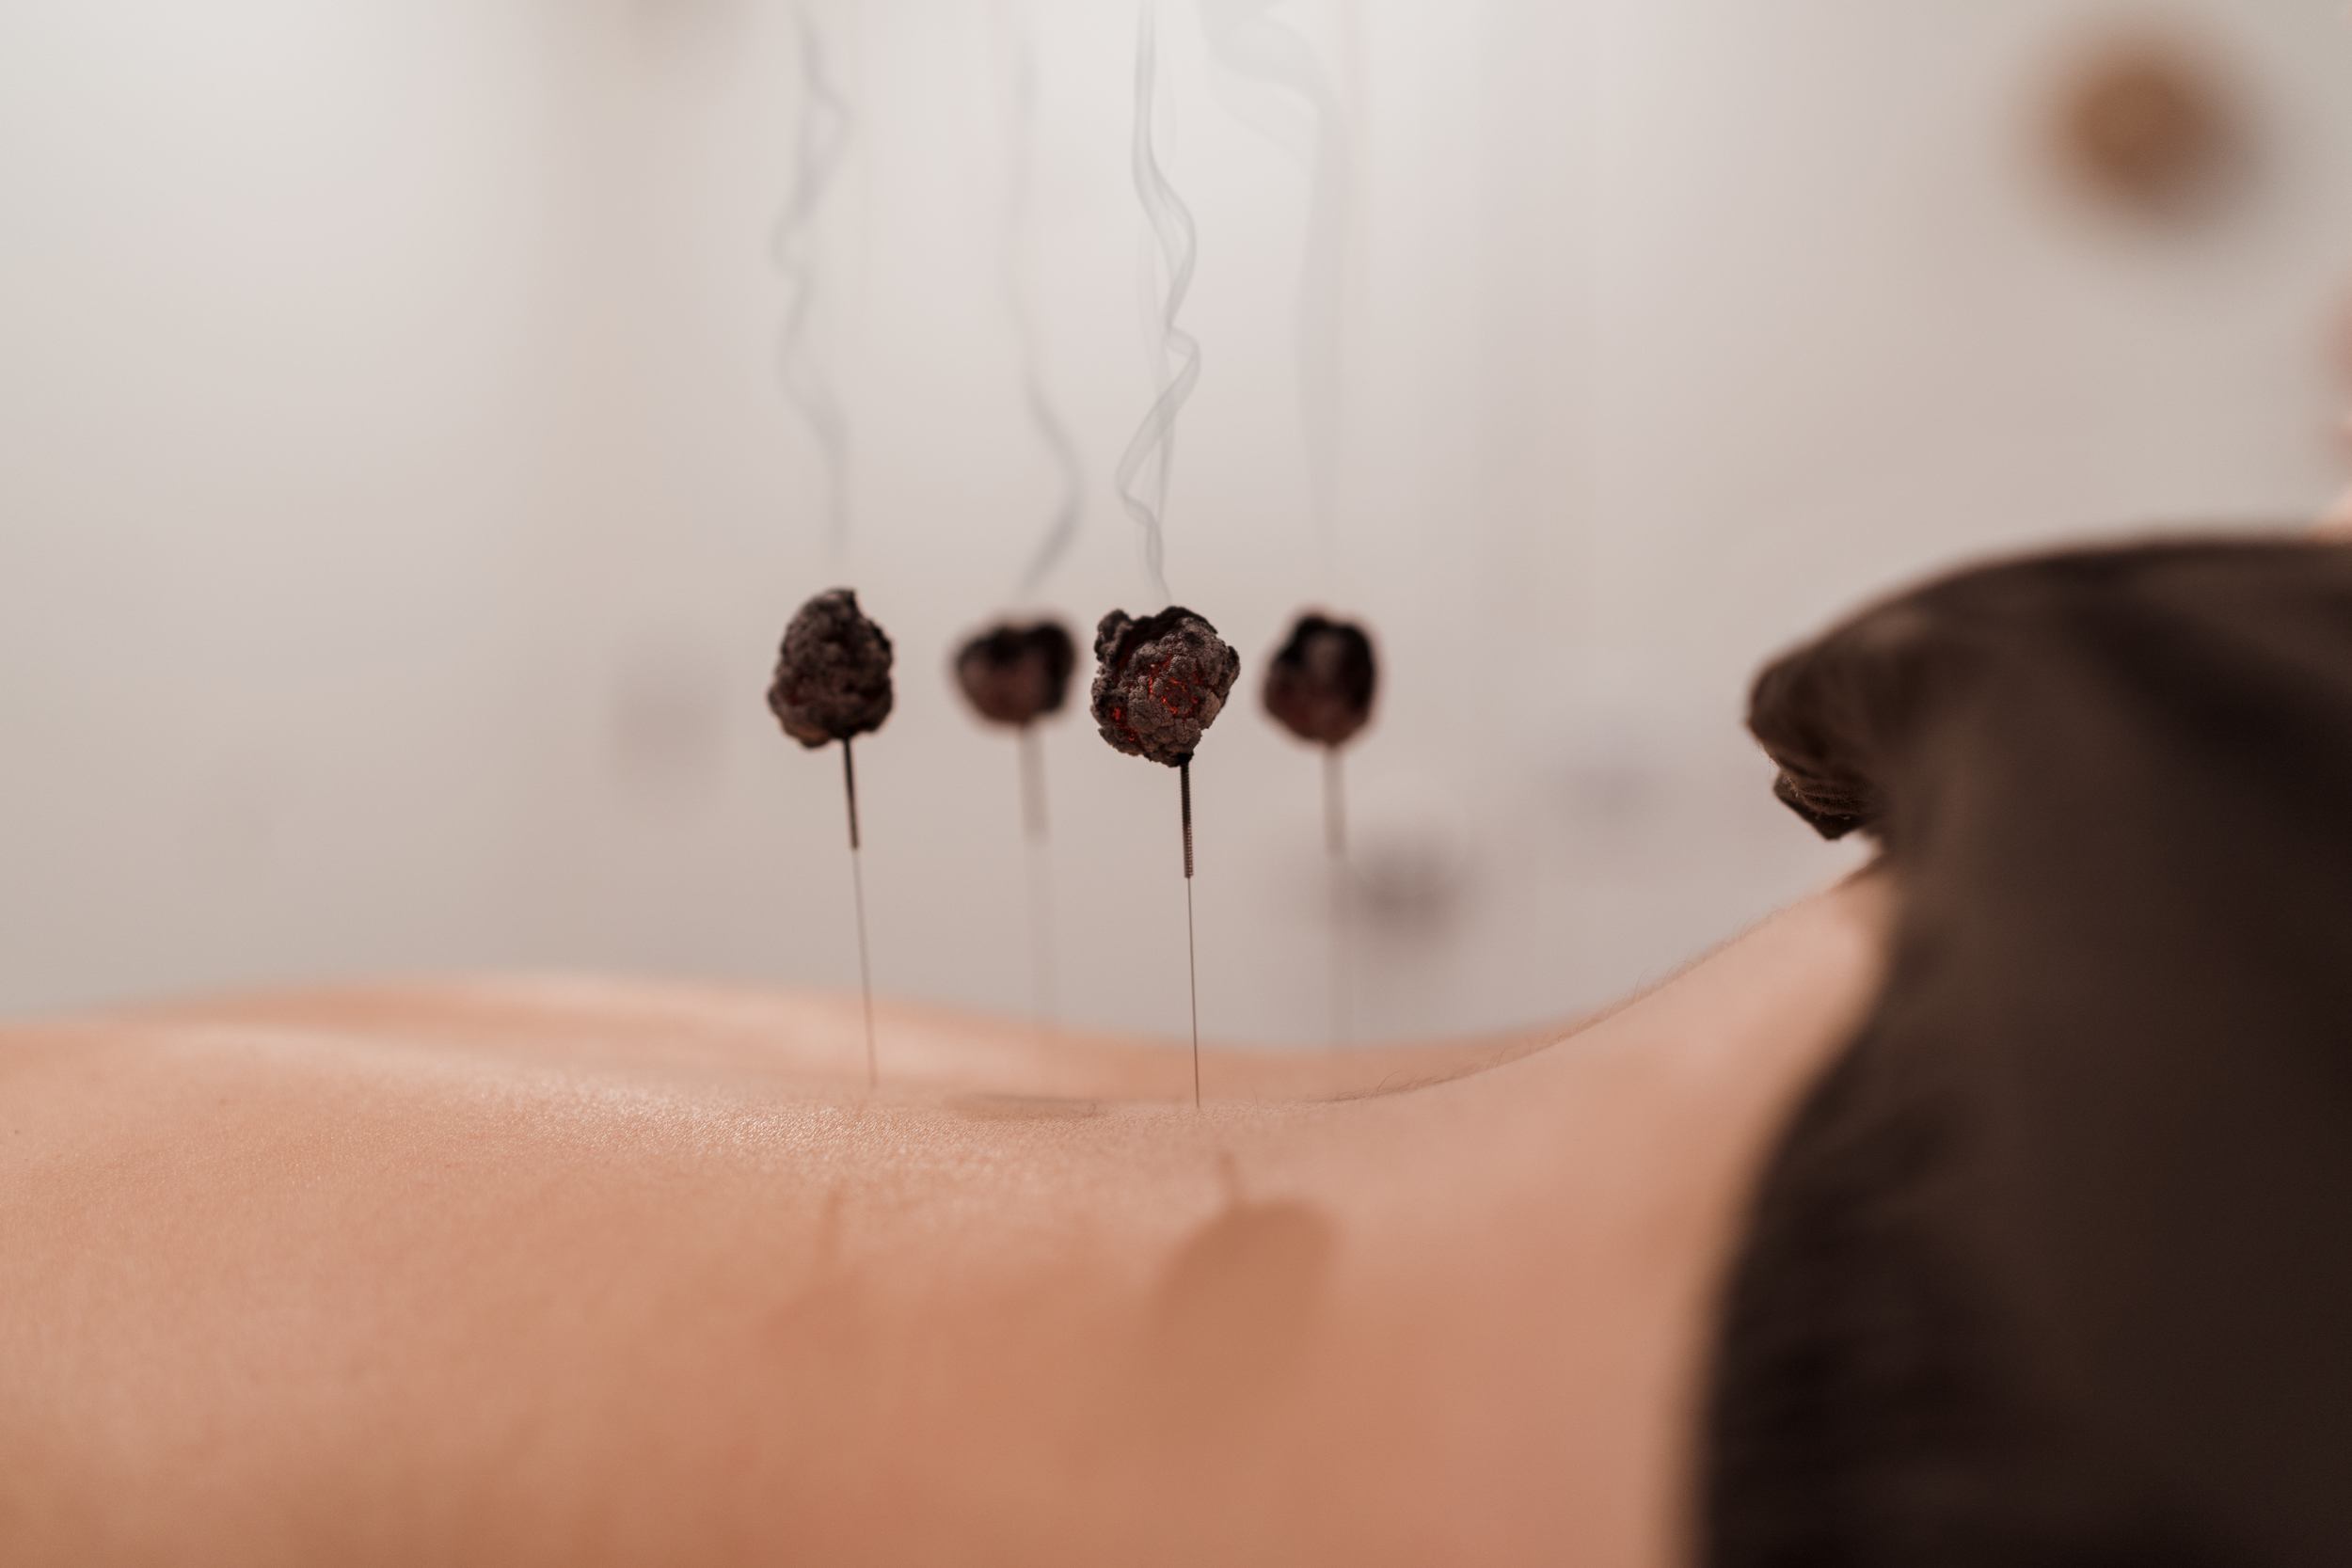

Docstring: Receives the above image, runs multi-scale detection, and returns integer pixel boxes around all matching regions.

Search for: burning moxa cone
[1089,607,1241,1106]
[956,619,1077,727]
[1263,612,1378,1039]
[768,587,895,1093]
[953,618,1077,1026]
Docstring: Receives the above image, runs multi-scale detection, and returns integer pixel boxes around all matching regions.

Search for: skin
[0,872,1892,1568]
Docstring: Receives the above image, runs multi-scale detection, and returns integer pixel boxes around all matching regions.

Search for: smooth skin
[0,872,1892,1568]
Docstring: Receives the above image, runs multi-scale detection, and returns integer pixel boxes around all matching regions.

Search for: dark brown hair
[1705,537,2352,1567]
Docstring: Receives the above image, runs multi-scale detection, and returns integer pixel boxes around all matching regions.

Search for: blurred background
[3,0,2348,1042]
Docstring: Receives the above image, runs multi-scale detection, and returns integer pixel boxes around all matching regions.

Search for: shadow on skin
[768,1181,865,1346]
[1140,1191,1338,1438]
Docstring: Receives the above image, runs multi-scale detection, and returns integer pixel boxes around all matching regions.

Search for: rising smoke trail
[1113,0,1201,604]
[771,3,854,552]
[1001,8,1087,598]
[1199,0,1351,568]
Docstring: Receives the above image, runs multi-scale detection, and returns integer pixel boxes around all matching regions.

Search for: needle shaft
[1019,728,1056,1033]
[1324,746,1351,1043]
[1019,721,1048,842]
[1182,759,1199,1107]
[843,738,876,1094]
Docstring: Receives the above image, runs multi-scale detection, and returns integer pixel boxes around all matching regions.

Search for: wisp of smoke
[770,3,854,553]
[1199,0,1351,565]
[1001,8,1087,598]
[1112,0,1200,604]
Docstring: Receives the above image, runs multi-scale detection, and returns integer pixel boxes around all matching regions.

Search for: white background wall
[4,0,2349,1042]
